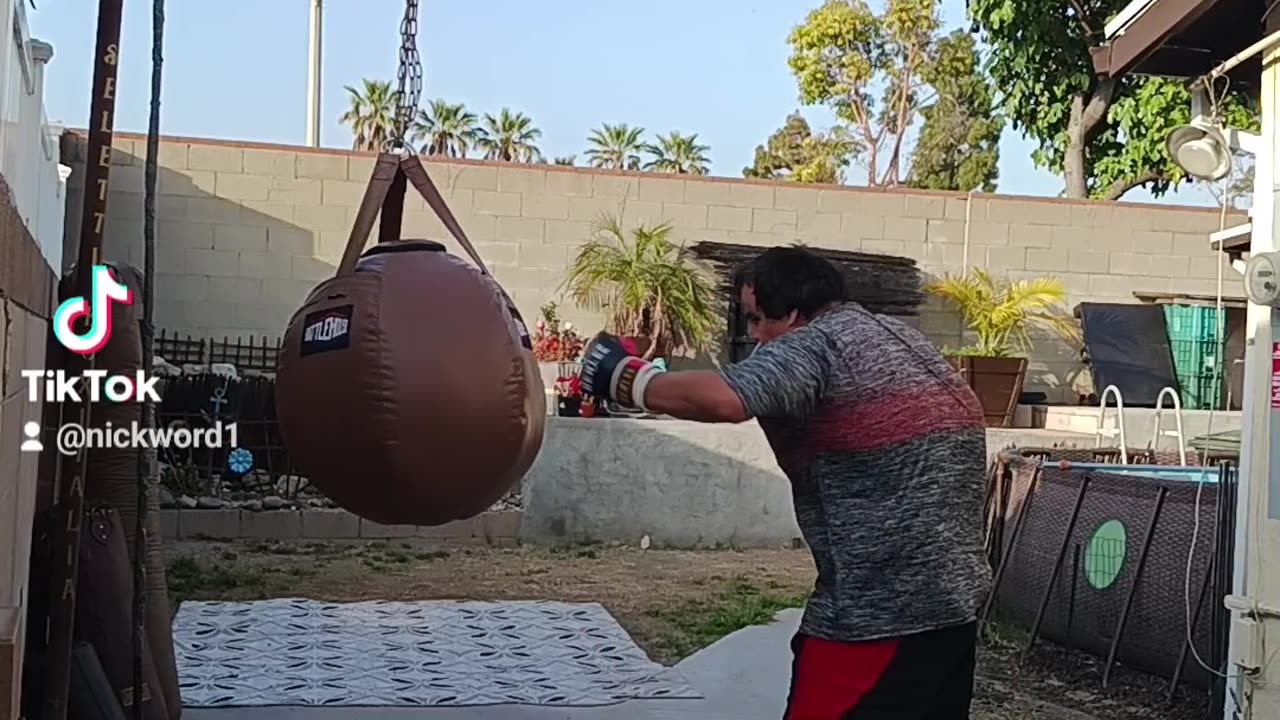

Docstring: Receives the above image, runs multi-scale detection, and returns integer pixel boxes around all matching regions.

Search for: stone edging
[159,508,522,544]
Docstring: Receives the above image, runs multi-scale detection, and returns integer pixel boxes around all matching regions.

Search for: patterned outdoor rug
[173,598,702,707]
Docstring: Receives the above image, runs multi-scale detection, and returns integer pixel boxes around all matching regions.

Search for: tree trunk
[1062,79,1117,199]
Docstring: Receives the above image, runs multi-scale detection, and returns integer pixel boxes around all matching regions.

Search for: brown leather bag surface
[275,154,545,526]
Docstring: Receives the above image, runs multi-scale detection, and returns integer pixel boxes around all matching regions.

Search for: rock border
[159,508,522,545]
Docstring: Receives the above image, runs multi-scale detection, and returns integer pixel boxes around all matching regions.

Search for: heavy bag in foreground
[275,240,545,526]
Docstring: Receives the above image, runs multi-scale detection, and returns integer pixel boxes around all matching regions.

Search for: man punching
[580,246,990,719]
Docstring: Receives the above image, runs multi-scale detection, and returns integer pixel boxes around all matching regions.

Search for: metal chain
[388,0,423,152]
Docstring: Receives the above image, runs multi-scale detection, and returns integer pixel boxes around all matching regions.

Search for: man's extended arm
[578,330,833,423]
[642,371,750,423]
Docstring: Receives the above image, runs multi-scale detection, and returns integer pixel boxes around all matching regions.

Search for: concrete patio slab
[180,609,803,720]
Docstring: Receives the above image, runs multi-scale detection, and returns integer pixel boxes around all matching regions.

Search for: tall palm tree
[584,123,646,170]
[339,79,399,151]
[643,131,711,175]
[411,99,480,157]
[476,108,543,163]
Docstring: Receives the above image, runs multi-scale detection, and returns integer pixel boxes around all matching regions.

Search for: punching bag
[67,263,184,720]
[275,153,545,527]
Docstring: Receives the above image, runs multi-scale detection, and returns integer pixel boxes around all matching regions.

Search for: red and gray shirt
[719,302,991,642]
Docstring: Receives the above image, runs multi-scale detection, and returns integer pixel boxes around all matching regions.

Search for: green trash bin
[1163,304,1224,410]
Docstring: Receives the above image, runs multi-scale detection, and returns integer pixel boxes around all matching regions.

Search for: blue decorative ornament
[227,448,254,475]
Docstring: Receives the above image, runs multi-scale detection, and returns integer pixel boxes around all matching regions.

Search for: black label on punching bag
[300,305,354,357]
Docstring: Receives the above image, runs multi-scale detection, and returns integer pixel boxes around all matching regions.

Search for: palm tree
[584,123,646,170]
[411,99,480,157]
[643,132,711,175]
[476,108,543,163]
[561,212,721,359]
[923,268,1074,357]
[553,155,577,166]
[340,79,399,151]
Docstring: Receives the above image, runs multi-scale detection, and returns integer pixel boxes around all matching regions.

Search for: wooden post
[42,1,126,719]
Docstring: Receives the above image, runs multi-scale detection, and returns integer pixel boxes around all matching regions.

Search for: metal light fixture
[1166,116,1234,181]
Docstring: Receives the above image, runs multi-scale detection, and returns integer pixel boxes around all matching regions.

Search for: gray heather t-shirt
[719,302,991,642]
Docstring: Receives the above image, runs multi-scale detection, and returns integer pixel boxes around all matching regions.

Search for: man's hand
[579,332,664,411]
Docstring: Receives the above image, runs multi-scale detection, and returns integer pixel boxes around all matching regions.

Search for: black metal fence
[151,330,304,498]
[156,329,282,374]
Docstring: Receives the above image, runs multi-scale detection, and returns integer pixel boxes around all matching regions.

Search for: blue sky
[32,0,1220,208]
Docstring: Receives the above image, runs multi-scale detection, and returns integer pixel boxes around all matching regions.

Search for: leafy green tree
[743,112,858,184]
[339,79,398,151]
[968,0,1258,200]
[906,31,1003,192]
[476,108,544,163]
[786,0,944,186]
[411,99,480,158]
[643,132,711,175]
[585,123,647,170]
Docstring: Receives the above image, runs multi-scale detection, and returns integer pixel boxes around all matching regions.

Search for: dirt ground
[164,540,1210,720]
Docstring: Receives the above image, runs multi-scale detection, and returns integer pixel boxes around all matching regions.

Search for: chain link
[387,0,423,152]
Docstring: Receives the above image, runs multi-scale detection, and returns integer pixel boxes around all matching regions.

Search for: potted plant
[532,301,586,389]
[554,375,584,417]
[561,212,721,362]
[923,268,1073,428]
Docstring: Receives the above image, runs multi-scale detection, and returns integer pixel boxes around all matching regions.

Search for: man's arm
[578,329,835,423]
[642,371,750,423]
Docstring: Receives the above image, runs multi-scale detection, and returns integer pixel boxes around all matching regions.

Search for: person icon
[20,421,42,452]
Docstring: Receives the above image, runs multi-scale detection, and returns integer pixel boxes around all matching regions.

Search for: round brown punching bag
[275,240,545,526]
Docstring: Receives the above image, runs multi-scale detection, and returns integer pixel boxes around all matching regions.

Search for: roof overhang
[1091,0,1261,83]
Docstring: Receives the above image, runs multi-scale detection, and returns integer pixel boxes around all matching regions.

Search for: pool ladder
[1094,385,1188,466]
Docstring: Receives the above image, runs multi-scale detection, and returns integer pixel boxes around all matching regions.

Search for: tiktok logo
[52,265,133,355]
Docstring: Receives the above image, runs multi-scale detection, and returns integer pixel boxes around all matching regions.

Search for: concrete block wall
[60,132,1247,402]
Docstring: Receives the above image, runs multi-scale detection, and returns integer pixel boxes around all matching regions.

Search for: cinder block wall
[60,131,1246,402]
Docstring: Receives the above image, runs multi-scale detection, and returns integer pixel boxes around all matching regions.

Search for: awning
[1091,0,1261,82]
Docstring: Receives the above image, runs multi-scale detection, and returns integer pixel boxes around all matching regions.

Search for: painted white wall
[0,0,65,272]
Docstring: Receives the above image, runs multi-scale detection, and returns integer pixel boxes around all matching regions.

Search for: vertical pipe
[1103,486,1168,689]
[44,2,125,719]
[1066,543,1080,655]
[1226,18,1280,720]
[134,0,164,718]
[306,0,323,147]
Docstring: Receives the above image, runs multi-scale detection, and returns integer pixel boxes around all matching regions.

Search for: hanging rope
[386,0,422,152]
[134,0,164,717]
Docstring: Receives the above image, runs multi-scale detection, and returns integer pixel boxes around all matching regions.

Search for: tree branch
[1101,169,1163,201]
[1080,78,1116,137]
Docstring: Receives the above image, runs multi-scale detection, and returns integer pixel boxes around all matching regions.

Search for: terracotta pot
[947,355,1028,428]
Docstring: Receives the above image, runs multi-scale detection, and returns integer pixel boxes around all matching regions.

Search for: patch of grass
[167,554,275,608]
[646,576,807,660]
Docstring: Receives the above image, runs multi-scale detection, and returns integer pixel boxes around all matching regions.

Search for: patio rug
[173,598,702,707]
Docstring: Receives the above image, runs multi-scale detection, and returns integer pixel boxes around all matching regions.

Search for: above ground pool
[1053,462,1220,484]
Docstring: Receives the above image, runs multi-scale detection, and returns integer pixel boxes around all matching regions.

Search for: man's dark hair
[733,246,847,321]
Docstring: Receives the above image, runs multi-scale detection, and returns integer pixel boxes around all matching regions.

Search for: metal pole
[1103,486,1168,689]
[306,0,322,147]
[980,466,1043,626]
[133,0,164,717]
[44,2,125,718]
[1225,15,1280,718]
[1022,475,1091,663]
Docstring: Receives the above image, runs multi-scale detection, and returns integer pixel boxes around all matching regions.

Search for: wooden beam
[1091,0,1225,78]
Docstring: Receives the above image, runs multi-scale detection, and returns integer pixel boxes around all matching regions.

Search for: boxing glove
[579,332,664,411]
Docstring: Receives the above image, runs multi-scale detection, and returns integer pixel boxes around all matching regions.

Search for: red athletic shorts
[782,621,977,719]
